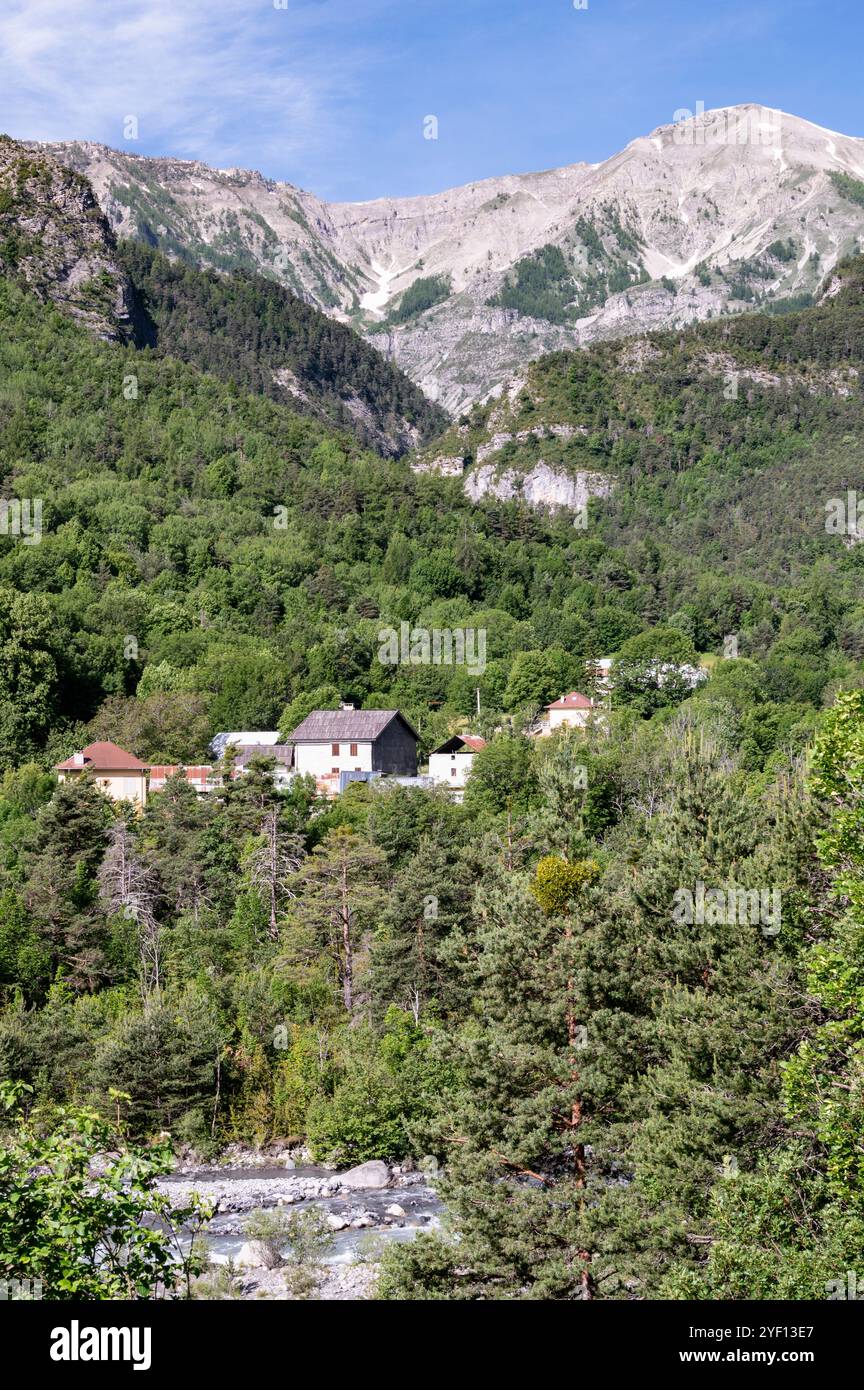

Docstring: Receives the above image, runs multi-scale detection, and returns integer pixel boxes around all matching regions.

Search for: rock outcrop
[0,137,139,342]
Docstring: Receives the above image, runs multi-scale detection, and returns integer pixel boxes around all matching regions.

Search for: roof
[545,691,594,711]
[210,730,281,758]
[286,709,419,743]
[149,765,213,777]
[55,741,148,772]
[430,735,487,755]
[231,744,294,769]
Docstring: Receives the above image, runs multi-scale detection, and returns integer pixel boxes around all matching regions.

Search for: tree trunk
[340,857,353,1013]
[565,919,594,1300]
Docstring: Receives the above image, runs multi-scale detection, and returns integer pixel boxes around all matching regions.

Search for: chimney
[340,702,356,711]
[72,751,85,767]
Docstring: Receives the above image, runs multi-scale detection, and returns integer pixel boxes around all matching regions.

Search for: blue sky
[0,0,862,201]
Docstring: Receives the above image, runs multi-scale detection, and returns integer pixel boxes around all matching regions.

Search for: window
[451,767,457,778]
[350,743,358,757]
[331,742,340,756]
[331,767,339,775]
[354,767,361,772]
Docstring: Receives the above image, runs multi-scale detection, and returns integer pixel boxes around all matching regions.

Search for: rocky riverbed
[159,1152,443,1301]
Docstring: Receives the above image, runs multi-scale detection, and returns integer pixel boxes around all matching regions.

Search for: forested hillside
[119,241,447,457]
[0,136,447,459]
[3,230,864,1297]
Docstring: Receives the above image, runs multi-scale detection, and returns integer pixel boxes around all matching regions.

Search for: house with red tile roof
[55,741,149,807]
[542,690,597,733]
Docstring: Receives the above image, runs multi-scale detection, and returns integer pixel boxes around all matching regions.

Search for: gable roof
[430,735,487,755]
[286,709,419,743]
[545,691,594,711]
[55,741,148,772]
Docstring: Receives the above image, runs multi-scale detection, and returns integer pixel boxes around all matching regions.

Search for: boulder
[385,1203,406,1218]
[339,1160,390,1190]
[326,1214,348,1231]
[235,1241,268,1269]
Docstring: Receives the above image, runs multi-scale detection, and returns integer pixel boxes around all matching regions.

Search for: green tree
[0,1082,208,1299]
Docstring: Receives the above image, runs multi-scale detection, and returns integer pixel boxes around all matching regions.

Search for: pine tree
[23,778,111,990]
[381,857,608,1299]
[283,827,385,1015]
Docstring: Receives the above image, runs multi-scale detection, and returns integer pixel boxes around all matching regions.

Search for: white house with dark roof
[285,709,419,795]
[428,734,486,798]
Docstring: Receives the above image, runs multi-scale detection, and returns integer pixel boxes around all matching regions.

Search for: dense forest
[119,241,448,456]
[2,218,864,1297]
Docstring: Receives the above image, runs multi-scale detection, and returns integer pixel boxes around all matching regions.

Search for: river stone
[340,1160,390,1190]
[235,1241,268,1268]
[385,1203,406,1217]
[327,1214,348,1231]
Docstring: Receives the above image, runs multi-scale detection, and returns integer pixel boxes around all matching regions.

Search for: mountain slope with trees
[119,240,447,457]
[2,228,864,1301]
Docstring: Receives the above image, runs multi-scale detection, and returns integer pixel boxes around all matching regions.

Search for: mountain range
[37,105,864,411]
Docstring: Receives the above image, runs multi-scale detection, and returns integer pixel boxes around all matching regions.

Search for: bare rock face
[40,107,864,406]
[0,137,138,342]
[464,461,612,511]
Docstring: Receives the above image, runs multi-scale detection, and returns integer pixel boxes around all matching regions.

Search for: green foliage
[386,274,452,325]
[489,244,574,323]
[306,1011,449,1163]
[830,170,864,209]
[530,855,600,915]
[120,241,447,455]
[0,1081,209,1299]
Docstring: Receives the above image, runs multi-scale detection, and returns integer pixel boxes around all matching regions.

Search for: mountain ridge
[38,105,864,408]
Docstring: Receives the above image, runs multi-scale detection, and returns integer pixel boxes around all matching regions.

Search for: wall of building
[371,720,418,776]
[428,751,474,789]
[58,770,147,805]
[547,707,592,731]
[293,739,374,777]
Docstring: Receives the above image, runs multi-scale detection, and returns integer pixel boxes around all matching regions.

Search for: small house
[55,741,149,807]
[543,691,597,732]
[428,734,486,798]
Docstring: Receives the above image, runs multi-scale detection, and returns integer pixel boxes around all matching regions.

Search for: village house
[285,708,419,796]
[208,731,295,788]
[55,742,149,807]
[56,713,421,807]
[428,734,486,799]
[541,690,598,733]
[209,730,283,759]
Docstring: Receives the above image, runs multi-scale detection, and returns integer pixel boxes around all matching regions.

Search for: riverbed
[158,1162,443,1299]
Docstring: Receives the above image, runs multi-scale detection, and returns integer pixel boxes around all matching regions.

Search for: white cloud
[0,0,380,175]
